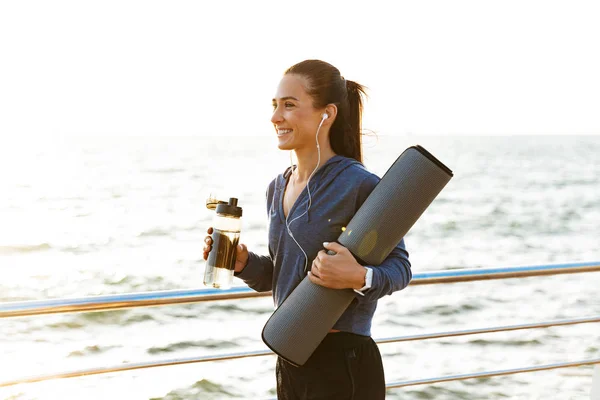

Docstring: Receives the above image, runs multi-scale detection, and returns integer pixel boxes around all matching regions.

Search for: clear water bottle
[204,197,243,289]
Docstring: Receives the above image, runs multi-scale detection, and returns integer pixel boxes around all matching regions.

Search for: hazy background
[1,0,599,138]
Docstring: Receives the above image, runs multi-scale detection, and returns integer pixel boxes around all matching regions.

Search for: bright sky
[1,0,599,137]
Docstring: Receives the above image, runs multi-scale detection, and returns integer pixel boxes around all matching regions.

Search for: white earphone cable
[285,114,326,273]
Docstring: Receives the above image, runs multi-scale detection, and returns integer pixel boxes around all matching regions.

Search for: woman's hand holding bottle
[203,227,249,273]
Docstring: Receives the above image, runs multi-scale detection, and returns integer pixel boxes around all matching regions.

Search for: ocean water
[0,135,599,400]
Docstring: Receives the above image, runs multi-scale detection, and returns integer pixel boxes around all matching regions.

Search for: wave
[143,168,186,174]
[468,338,542,347]
[101,275,175,293]
[147,339,238,354]
[380,319,423,328]
[404,386,480,399]
[411,302,482,317]
[48,320,86,330]
[585,345,598,356]
[208,303,271,314]
[0,243,51,255]
[73,309,158,326]
[150,379,240,400]
[68,344,120,357]
[137,228,172,238]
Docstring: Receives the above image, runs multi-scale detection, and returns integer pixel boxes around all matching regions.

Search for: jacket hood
[279,155,364,221]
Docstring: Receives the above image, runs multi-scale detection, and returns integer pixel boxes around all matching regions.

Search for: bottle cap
[206,193,227,210]
[216,197,242,218]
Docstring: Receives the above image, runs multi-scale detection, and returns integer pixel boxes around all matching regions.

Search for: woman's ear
[324,104,338,124]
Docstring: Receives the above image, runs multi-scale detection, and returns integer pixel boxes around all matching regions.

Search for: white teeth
[277,129,292,135]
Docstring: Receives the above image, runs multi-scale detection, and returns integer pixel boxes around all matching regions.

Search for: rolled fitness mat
[262,145,453,366]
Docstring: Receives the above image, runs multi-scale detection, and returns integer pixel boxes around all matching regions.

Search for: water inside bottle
[204,228,240,289]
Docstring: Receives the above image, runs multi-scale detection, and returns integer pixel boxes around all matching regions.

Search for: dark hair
[285,60,368,163]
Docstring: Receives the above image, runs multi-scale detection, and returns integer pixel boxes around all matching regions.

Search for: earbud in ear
[322,113,328,120]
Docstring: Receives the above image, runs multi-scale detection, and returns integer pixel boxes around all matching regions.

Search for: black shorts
[276,332,386,400]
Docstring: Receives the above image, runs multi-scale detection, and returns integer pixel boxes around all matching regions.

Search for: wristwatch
[354,267,373,296]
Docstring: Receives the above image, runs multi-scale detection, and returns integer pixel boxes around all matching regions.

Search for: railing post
[592,363,600,400]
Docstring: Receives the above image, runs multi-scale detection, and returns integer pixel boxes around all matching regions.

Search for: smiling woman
[203,59,412,399]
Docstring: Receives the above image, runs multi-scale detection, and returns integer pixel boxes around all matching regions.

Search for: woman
[203,59,411,399]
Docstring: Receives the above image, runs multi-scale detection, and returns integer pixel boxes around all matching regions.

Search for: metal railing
[2,261,598,319]
[1,261,599,392]
[387,359,600,388]
[2,315,599,388]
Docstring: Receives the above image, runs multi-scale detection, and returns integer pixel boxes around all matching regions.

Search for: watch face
[364,267,373,289]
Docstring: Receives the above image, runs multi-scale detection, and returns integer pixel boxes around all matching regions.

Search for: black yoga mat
[262,145,453,366]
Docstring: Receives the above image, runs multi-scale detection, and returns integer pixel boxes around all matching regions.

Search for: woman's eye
[272,102,295,110]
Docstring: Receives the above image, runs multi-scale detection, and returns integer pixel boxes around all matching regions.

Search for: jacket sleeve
[357,238,412,302]
[233,179,276,292]
[352,173,412,302]
[234,251,274,292]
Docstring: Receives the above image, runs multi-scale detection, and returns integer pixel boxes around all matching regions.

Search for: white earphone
[322,113,328,120]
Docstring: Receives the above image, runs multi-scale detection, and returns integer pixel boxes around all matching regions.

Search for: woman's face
[271,74,324,151]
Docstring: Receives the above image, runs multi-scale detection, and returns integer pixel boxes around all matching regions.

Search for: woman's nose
[271,108,283,124]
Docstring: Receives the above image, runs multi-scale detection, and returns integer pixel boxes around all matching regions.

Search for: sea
[0,135,598,400]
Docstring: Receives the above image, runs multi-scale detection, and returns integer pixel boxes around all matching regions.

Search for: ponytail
[284,60,369,164]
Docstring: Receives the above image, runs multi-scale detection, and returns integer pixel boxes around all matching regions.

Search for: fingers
[308,271,325,286]
[322,241,346,254]
[316,249,333,262]
[309,258,336,289]
[318,248,340,256]
[310,249,354,290]
[310,261,320,278]
[202,228,213,260]
[310,255,324,280]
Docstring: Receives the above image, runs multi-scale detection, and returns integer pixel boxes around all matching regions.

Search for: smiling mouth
[277,129,293,136]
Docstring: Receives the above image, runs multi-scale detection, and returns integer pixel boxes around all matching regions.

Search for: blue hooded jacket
[236,154,411,336]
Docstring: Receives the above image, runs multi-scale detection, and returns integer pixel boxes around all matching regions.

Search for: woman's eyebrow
[272,96,299,102]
